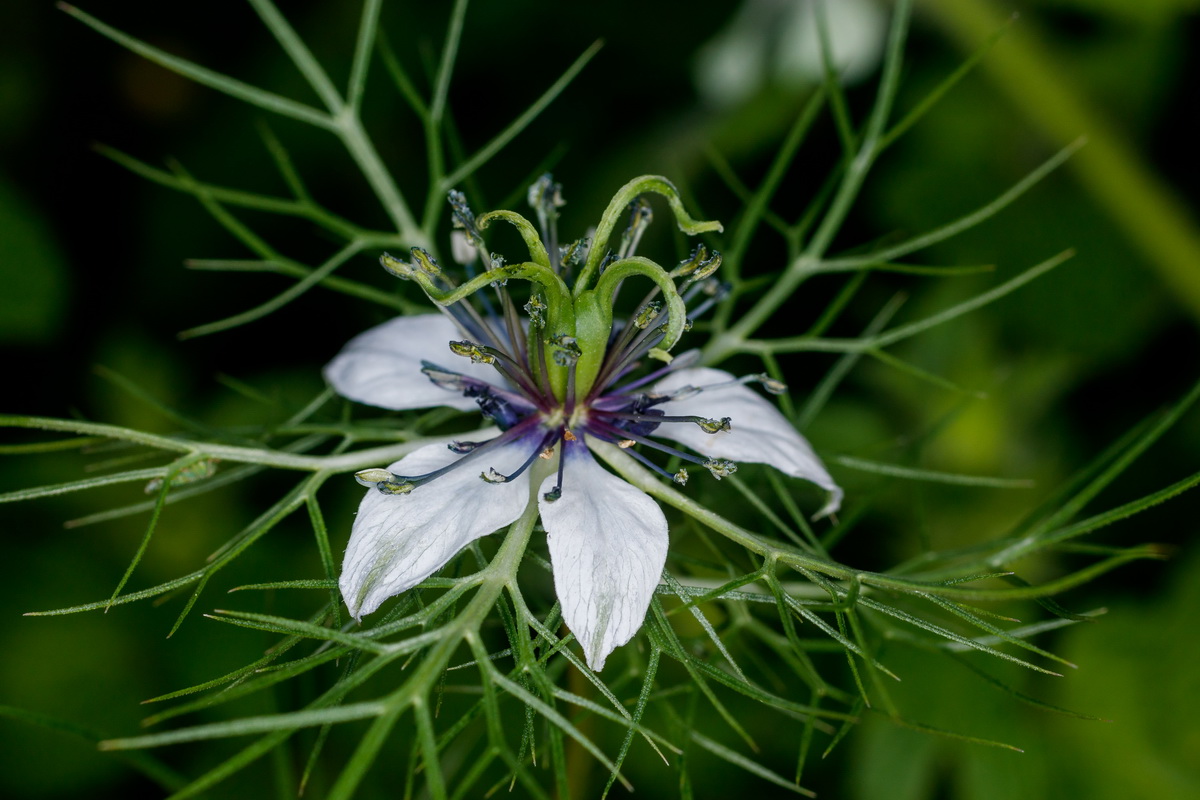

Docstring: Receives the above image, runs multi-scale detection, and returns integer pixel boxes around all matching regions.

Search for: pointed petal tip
[539,446,667,676]
[811,486,844,521]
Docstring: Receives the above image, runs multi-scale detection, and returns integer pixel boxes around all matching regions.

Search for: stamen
[528,174,564,271]
[420,363,471,392]
[618,443,690,486]
[476,392,521,430]
[757,374,788,395]
[682,284,729,321]
[547,334,582,367]
[448,190,483,249]
[604,411,731,434]
[590,315,668,391]
[356,419,543,494]
[449,340,497,365]
[419,361,536,410]
[665,385,701,401]
[523,293,547,327]
[565,359,578,417]
[532,316,553,397]
[498,285,528,368]
[354,469,415,495]
[481,468,507,484]
[559,237,587,280]
[586,419,709,467]
[543,431,570,503]
[703,458,738,480]
[605,349,702,395]
[633,301,663,330]
[447,341,543,401]
[380,252,415,281]
[410,248,446,280]
[617,198,653,260]
[681,277,728,305]
[686,373,787,396]
[479,430,558,484]
[670,244,722,282]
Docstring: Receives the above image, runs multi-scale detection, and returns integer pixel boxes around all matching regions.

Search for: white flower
[326,175,841,670]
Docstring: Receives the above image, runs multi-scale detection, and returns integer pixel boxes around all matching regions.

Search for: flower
[326,176,841,670]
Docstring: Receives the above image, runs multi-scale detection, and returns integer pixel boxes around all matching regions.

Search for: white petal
[324,314,498,411]
[652,366,843,517]
[538,443,668,671]
[340,436,535,618]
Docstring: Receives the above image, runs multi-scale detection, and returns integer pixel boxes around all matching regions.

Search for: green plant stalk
[0,415,471,474]
[921,0,1200,319]
[325,470,546,800]
[591,439,1156,603]
[703,0,912,364]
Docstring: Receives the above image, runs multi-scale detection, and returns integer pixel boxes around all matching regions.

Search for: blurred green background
[2,0,1199,797]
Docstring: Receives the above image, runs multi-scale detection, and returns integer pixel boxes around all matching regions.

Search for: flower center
[355,174,764,502]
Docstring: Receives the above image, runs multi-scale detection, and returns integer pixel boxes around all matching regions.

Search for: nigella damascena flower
[325,175,841,670]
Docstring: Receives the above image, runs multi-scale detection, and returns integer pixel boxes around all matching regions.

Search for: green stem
[922,0,1200,320]
[704,0,912,365]
[328,472,544,800]
[0,415,471,473]
[335,110,427,248]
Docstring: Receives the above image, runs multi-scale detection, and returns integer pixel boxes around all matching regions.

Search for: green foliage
[3,1,1197,798]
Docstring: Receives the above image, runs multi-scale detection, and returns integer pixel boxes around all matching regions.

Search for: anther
[449,340,497,365]
[542,486,562,503]
[618,439,636,449]
[634,301,663,330]
[619,197,654,258]
[563,429,577,442]
[410,248,443,278]
[703,458,738,480]
[380,252,414,280]
[559,238,587,269]
[547,334,582,367]
[489,253,507,285]
[756,374,788,395]
[528,174,565,217]
[447,190,483,253]
[538,447,556,459]
[688,249,722,282]
[354,469,393,485]
[481,468,508,484]
[656,317,694,333]
[673,468,689,486]
[448,189,480,239]
[665,385,700,401]
[672,244,720,279]
[421,364,469,391]
[695,417,732,434]
[355,468,416,495]
[524,294,547,326]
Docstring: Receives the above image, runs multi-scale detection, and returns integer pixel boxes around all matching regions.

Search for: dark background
[2,1,1199,797]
